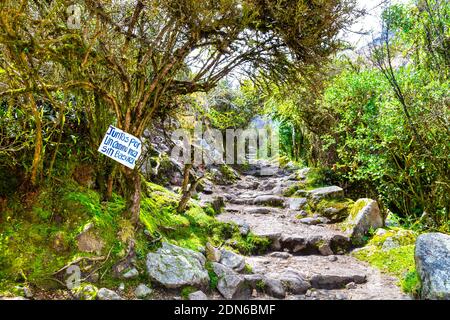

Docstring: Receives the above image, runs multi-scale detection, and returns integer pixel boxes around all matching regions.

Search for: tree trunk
[177,176,203,213]
[177,164,192,213]
[123,167,141,225]
[28,93,42,186]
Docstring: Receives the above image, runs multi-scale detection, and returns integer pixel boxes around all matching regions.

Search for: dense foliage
[264,0,449,231]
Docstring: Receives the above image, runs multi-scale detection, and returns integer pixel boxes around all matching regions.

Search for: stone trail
[201,160,409,300]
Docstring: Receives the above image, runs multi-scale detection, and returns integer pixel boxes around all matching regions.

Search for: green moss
[71,283,98,300]
[282,183,302,197]
[369,228,417,247]
[243,263,253,274]
[312,198,354,221]
[219,165,237,183]
[348,199,369,219]
[256,279,266,290]
[401,270,421,296]
[352,244,418,296]
[303,168,329,189]
[205,262,219,289]
[181,286,198,300]
[0,173,269,295]
[228,232,272,255]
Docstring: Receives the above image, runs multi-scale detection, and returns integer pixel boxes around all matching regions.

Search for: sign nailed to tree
[98,125,142,169]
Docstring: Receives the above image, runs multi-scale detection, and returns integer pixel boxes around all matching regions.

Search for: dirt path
[209,161,409,300]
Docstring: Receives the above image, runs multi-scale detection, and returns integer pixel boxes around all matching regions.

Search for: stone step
[217,210,351,255]
[246,255,408,299]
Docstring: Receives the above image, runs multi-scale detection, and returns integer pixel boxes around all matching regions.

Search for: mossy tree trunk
[123,167,141,225]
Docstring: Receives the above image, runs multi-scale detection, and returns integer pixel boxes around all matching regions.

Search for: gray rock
[220,249,246,272]
[280,235,308,253]
[271,184,283,195]
[299,217,321,225]
[97,288,122,300]
[211,262,236,278]
[253,195,285,207]
[375,228,387,237]
[310,273,366,289]
[415,233,450,300]
[72,284,98,300]
[15,286,33,298]
[318,243,334,256]
[246,207,272,215]
[135,284,152,299]
[346,282,357,290]
[264,278,286,298]
[200,196,225,214]
[118,283,125,291]
[343,199,383,244]
[297,168,310,179]
[318,217,331,224]
[321,206,349,222]
[146,242,209,289]
[328,255,338,262]
[122,267,139,279]
[287,198,307,210]
[254,231,282,251]
[188,291,208,300]
[76,224,104,254]
[276,270,310,294]
[229,198,253,205]
[243,274,265,288]
[308,186,344,201]
[238,222,250,236]
[269,252,292,259]
[217,274,251,299]
[381,237,401,251]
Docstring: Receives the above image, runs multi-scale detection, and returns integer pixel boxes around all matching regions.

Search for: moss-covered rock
[311,198,354,222]
[340,199,383,245]
[72,283,98,300]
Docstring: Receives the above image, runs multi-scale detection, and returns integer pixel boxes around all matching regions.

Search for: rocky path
[205,161,409,300]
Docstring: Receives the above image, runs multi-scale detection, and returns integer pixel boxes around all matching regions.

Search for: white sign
[98,125,142,169]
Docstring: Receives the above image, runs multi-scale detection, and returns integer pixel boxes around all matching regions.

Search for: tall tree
[0,0,356,223]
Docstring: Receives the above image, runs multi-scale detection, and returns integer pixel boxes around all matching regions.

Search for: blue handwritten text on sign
[98,125,142,169]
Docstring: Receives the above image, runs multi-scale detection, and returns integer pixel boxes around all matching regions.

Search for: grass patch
[352,227,420,297]
[0,180,128,292]
[205,262,219,289]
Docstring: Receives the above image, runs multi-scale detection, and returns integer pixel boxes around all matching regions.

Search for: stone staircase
[206,161,409,300]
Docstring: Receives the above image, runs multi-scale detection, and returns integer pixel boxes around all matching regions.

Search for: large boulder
[415,233,450,300]
[342,199,383,244]
[146,243,209,289]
